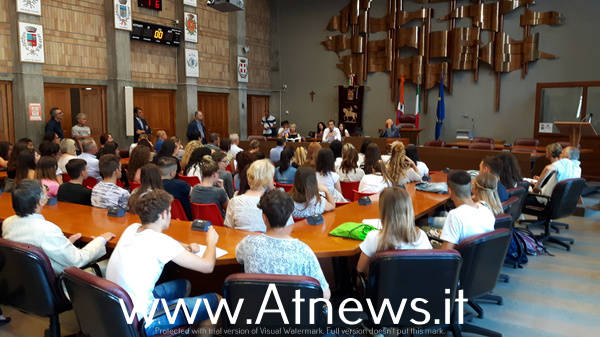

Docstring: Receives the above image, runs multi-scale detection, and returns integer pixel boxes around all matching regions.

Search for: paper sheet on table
[194,245,228,258]
[362,219,382,230]
[523,178,537,184]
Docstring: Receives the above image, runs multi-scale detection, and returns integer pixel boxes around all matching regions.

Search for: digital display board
[131,20,181,47]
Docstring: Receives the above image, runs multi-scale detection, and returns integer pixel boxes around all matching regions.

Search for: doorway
[247,95,270,136]
[0,81,14,142]
[44,84,107,142]
[197,92,229,139]
[133,88,176,140]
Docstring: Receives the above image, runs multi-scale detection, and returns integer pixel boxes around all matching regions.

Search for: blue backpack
[505,230,528,268]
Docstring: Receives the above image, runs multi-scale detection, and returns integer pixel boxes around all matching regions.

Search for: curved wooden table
[0,174,448,266]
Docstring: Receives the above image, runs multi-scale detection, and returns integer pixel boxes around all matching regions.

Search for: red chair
[353,190,376,202]
[335,201,351,208]
[177,174,200,187]
[61,173,71,183]
[82,177,98,189]
[275,182,293,192]
[468,143,495,150]
[129,181,141,191]
[191,203,224,226]
[292,217,305,222]
[514,138,540,147]
[425,140,446,147]
[340,181,360,201]
[171,199,188,221]
[472,137,493,144]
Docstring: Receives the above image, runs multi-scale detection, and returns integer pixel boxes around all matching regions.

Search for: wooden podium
[554,122,598,147]
[398,128,423,144]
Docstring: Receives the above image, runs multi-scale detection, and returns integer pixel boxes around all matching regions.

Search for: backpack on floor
[505,230,528,268]
[515,228,552,256]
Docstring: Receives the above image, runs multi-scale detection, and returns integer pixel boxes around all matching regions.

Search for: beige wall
[0,5,11,74]
[197,2,230,88]
[245,0,271,91]
[41,0,108,80]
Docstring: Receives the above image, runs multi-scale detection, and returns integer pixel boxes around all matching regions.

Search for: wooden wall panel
[197,3,230,88]
[133,89,176,139]
[79,87,107,143]
[41,0,107,80]
[0,82,14,142]
[245,0,271,90]
[130,43,178,85]
[0,6,12,74]
[132,0,177,26]
[197,92,229,139]
[247,95,269,136]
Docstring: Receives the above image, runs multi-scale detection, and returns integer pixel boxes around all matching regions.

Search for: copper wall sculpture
[321,0,564,111]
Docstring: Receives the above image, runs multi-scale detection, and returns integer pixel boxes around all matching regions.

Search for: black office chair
[456,229,511,337]
[507,186,527,220]
[0,238,72,337]
[61,267,186,337]
[365,250,463,335]
[223,273,326,336]
[522,178,585,251]
[495,214,513,283]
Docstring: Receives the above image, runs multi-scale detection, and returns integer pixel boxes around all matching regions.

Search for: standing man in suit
[187,110,207,144]
[133,107,151,143]
[45,107,64,140]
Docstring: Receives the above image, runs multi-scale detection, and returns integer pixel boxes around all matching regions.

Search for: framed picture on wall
[184,12,198,43]
[17,0,42,16]
[114,0,132,31]
[183,0,197,7]
[185,49,199,78]
[18,22,44,63]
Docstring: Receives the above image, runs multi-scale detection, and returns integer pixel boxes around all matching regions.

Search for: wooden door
[133,89,176,140]
[0,82,14,142]
[247,95,269,136]
[44,86,72,138]
[79,88,107,144]
[197,92,229,138]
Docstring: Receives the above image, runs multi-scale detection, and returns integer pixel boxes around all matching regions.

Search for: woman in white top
[183,147,212,182]
[472,172,504,216]
[58,138,77,173]
[386,142,422,186]
[224,159,293,232]
[358,160,392,194]
[290,166,335,219]
[405,144,429,178]
[357,187,432,273]
[337,143,365,182]
[338,123,350,138]
[315,148,347,202]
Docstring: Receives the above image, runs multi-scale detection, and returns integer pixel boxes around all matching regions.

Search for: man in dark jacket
[45,107,64,139]
[187,110,207,144]
[133,107,151,143]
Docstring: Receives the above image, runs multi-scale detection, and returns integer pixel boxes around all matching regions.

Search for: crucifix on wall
[310,91,316,102]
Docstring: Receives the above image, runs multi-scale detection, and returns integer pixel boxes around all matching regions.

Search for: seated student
[154,130,168,152]
[35,156,60,198]
[269,138,286,164]
[91,154,130,209]
[181,140,202,170]
[190,156,229,218]
[3,179,114,274]
[306,142,321,168]
[290,166,335,218]
[274,147,296,185]
[329,140,343,171]
[171,136,185,160]
[159,157,192,220]
[99,132,114,148]
[553,146,582,182]
[236,189,330,299]
[357,139,372,167]
[127,145,152,184]
[496,152,522,189]
[184,146,212,181]
[212,151,235,198]
[359,160,393,194]
[292,146,307,168]
[440,170,495,249]
[387,142,422,186]
[225,159,292,232]
[472,172,504,216]
[153,140,181,174]
[96,141,120,159]
[78,138,101,181]
[479,155,509,202]
[106,190,220,337]
[405,144,429,178]
[532,143,562,191]
[248,139,260,154]
[58,138,77,173]
[14,149,37,186]
[0,141,10,169]
[233,151,257,193]
[57,159,92,206]
[357,187,431,273]
[316,148,347,202]
[127,164,163,211]
[337,143,365,182]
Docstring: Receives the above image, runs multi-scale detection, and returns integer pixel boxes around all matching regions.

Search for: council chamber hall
[0,1,598,337]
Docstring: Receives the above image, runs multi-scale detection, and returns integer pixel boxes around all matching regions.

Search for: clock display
[138,0,162,11]
[131,21,181,47]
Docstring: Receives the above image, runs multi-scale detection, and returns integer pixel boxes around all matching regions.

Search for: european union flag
[435,72,445,140]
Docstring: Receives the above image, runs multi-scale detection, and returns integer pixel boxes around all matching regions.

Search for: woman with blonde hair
[58,138,77,173]
[286,123,301,142]
[306,142,321,168]
[225,159,293,232]
[292,146,307,168]
[472,172,504,216]
[357,187,431,273]
[386,141,421,186]
[180,140,202,169]
[337,143,364,182]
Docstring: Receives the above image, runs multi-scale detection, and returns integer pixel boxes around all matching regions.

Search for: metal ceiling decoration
[321,0,565,111]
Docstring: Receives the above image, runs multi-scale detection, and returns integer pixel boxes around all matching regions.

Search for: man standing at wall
[187,110,207,144]
[133,107,151,143]
[45,107,64,140]
[261,110,277,137]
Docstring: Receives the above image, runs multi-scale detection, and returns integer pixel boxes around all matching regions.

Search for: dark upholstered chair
[247,135,267,141]
[522,178,585,251]
[456,229,511,337]
[514,138,540,147]
[0,238,72,337]
[507,186,527,221]
[494,214,513,230]
[425,139,446,147]
[511,146,537,154]
[472,137,493,144]
[469,142,495,150]
[61,267,185,337]
[397,114,417,128]
[223,274,325,335]
[502,196,521,223]
[366,250,463,334]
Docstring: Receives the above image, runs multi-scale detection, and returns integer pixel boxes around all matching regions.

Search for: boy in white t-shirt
[106,190,220,336]
[440,170,495,249]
